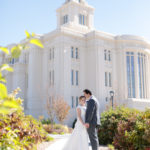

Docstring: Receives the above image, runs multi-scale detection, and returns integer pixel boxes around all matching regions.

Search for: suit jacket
[85,95,100,126]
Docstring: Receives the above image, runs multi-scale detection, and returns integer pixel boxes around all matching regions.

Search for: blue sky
[1,0,150,46]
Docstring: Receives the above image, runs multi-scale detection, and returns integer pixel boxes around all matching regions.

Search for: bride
[62,96,89,150]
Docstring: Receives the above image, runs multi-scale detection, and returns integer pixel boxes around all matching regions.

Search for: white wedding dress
[62,105,89,150]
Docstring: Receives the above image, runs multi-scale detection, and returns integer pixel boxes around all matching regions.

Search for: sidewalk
[46,134,109,150]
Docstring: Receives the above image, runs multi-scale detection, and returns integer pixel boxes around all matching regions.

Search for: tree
[53,97,70,124]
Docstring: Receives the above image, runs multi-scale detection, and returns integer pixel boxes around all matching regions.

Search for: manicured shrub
[98,106,139,145]
[41,118,52,125]
[113,109,150,150]
[98,106,150,150]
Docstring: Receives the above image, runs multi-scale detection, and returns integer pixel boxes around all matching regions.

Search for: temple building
[1,0,150,126]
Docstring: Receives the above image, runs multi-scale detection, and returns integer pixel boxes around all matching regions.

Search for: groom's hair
[83,89,92,95]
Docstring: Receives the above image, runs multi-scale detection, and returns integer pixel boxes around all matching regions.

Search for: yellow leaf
[0,64,13,72]
[0,106,10,114]
[30,39,44,48]
[0,83,7,99]
[0,47,9,54]
[0,78,6,83]
[11,46,21,58]
[25,30,30,39]
[32,32,36,37]
[3,100,19,108]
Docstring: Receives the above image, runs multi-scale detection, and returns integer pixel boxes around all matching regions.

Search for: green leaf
[30,39,44,48]
[0,64,13,72]
[0,83,7,99]
[25,30,31,39]
[11,46,21,58]
[0,47,9,54]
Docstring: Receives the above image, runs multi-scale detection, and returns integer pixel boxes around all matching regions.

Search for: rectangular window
[10,58,15,64]
[138,53,146,98]
[109,72,112,87]
[126,52,135,98]
[71,70,74,85]
[71,47,74,58]
[63,15,68,24]
[127,55,131,97]
[75,48,79,59]
[131,55,135,98]
[50,71,51,85]
[79,14,85,25]
[105,72,107,86]
[108,51,111,61]
[83,15,85,25]
[76,71,79,86]
[105,97,108,102]
[72,96,74,108]
[79,14,82,25]
[76,97,78,106]
[52,70,54,85]
[104,50,107,61]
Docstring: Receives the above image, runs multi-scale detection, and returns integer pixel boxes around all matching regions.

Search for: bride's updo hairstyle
[79,96,86,102]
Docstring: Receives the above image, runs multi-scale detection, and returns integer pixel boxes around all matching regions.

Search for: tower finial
[65,0,86,3]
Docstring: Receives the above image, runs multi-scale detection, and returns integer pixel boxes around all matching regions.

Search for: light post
[110,91,114,109]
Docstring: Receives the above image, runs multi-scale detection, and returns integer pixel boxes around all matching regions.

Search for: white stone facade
[1,0,150,126]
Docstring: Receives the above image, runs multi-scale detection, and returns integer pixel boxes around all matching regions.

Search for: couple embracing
[62,89,100,150]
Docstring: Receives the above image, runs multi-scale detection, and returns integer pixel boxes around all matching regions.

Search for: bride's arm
[77,108,84,125]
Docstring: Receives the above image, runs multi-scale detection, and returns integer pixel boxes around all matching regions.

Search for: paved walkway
[46,134,109,150]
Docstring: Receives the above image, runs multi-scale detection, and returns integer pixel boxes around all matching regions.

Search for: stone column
[41,47,49,117]
[27,46,43,118]
[13,64,26,100]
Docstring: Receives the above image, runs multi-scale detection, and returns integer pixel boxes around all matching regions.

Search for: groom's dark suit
[85,96,100,150]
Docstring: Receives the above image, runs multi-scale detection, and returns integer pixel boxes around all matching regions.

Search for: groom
[83,89,100,150]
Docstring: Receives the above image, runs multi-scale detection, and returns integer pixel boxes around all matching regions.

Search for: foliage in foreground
[0,90,53,150]
[0,31,54,150]
[98,106,150,150]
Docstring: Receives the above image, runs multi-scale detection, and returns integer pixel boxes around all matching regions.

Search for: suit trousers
[87,124,99,150]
